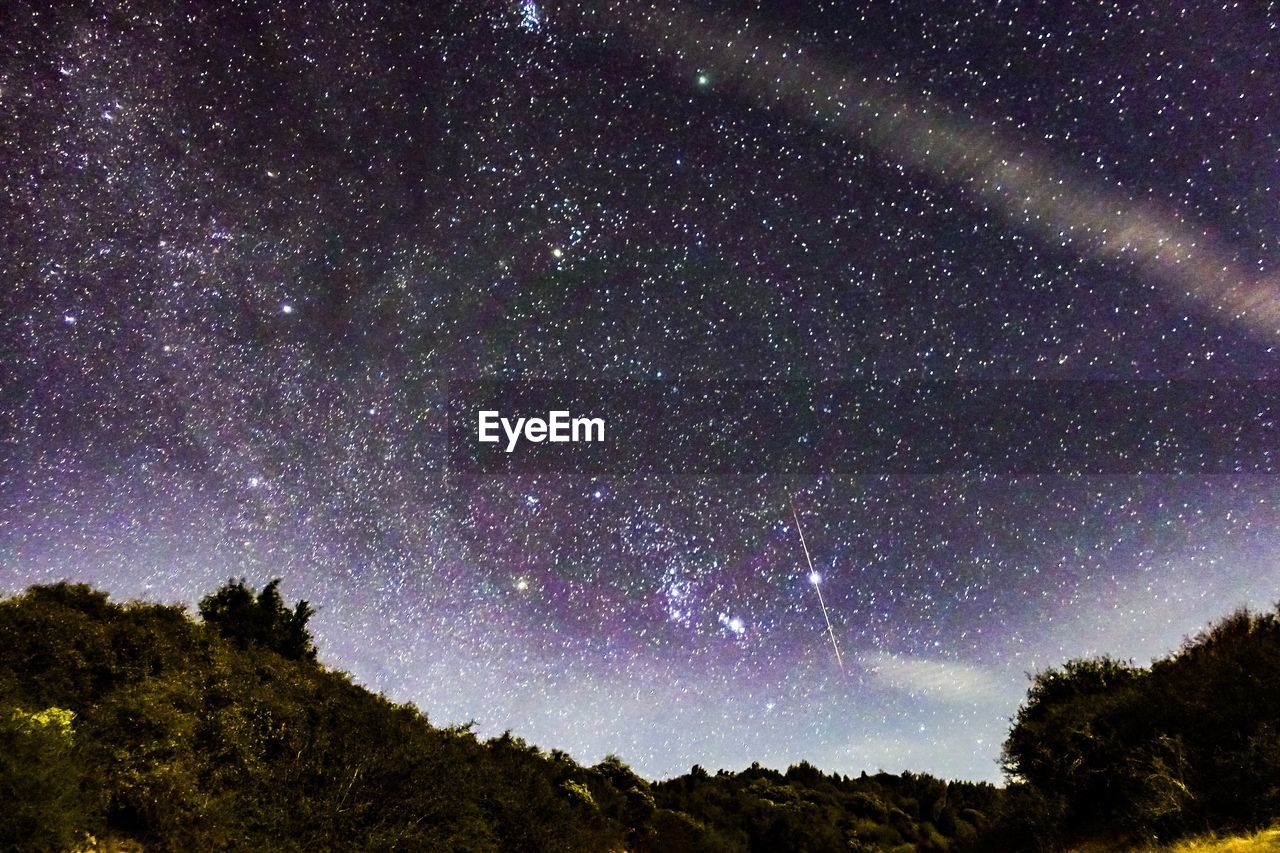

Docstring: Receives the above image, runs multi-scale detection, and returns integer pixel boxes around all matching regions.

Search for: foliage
[198,578,316,661]
[0,705,85,851]
[0,580,621,851]
[1000,606,1280,849]
[0,579,999,851]
[4,579,1279,851]
[649,763,1000,852]
[1160,826,1280,853]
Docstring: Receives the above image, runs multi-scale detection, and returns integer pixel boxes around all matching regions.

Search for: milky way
[3,0,1280,782]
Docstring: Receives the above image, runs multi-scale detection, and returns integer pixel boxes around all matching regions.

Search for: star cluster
[3,0,1280,781]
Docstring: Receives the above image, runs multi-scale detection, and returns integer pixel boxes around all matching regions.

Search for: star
[3,0,1276,789]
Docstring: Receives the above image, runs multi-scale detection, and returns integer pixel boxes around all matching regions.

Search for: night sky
[4,0,1280,782]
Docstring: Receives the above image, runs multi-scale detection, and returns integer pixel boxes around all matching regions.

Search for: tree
[0,706,85,851]
[1000,606,1280,846]
[198,578,316,661]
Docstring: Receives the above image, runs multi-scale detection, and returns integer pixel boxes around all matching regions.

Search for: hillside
[0,580,997,852]
[2,579,1279,851]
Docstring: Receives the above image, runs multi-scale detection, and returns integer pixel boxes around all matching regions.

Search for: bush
[0,705,86,851]
[1000,606,1280,847]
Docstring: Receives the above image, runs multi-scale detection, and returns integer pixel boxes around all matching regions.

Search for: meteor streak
[790,497,845,673]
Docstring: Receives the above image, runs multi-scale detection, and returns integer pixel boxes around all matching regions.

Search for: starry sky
[4,0,1280,783]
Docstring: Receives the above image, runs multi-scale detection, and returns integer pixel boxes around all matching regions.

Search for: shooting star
[790,497,845,673]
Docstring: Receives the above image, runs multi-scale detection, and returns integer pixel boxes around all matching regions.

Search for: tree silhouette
[198,578,316,661]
